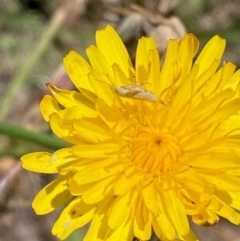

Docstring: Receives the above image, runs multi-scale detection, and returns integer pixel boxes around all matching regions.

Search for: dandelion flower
[21,25,240,241]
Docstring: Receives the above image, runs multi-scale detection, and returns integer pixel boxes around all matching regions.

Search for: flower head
[21,25,240,241]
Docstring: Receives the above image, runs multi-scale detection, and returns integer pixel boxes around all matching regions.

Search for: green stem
[0,122,70,150]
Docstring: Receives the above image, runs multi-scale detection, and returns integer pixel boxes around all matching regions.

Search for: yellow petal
[88,69,114,106]
[52,197,96,240]
[83,196,115,241]
[152,216,169,241]
[63,51,96,101]
[186,97,240,133]
[192,59,220,100]
[205,62,236,96]
[73,118,111,143]
[180,229,199,241]
[48,104,99,144]
[164,64,198,131]
[142,182,161,216]
[224,68,240,90]
[107,218,134,241]
[49,111,80,144]
[190,153,240,169]
[177,34,199,81]
[201,173,240,192]
[68,177,95,196]
[195,35,226,78]
[96,25,133,79]
[86,45,114,80]
[73,157,124,185]
[215,202,240,225]
[108,190,138,229]
[228,192,240,210]
[21,152,57,173]
[133,199,151,240]
[114,166,142,196]
[147,48,161,95]
[161,189,189,236]
[40,95,61,122]
[95,98,125,130]
[82,175,118,204]
[112,63,131,86]
[135,37,155,85]
[159,38,179,95]
[47,83,94,109]
[72,143,119,158]
[155,214,176,240]
[33,175,72,214]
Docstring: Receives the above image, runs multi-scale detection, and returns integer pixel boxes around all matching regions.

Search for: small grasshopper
[95,79,169,105]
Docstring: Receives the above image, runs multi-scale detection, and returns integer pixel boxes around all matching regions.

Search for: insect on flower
[96,79,169,105]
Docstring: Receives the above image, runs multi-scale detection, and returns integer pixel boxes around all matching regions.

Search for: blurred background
[0,0,240,241]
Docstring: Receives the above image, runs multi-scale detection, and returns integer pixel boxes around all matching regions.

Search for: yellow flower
[21,25,240,241]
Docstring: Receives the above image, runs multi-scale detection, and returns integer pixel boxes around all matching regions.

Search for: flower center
[131,126,181,175]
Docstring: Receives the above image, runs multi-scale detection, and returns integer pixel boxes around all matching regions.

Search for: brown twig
[105,2,171,25]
